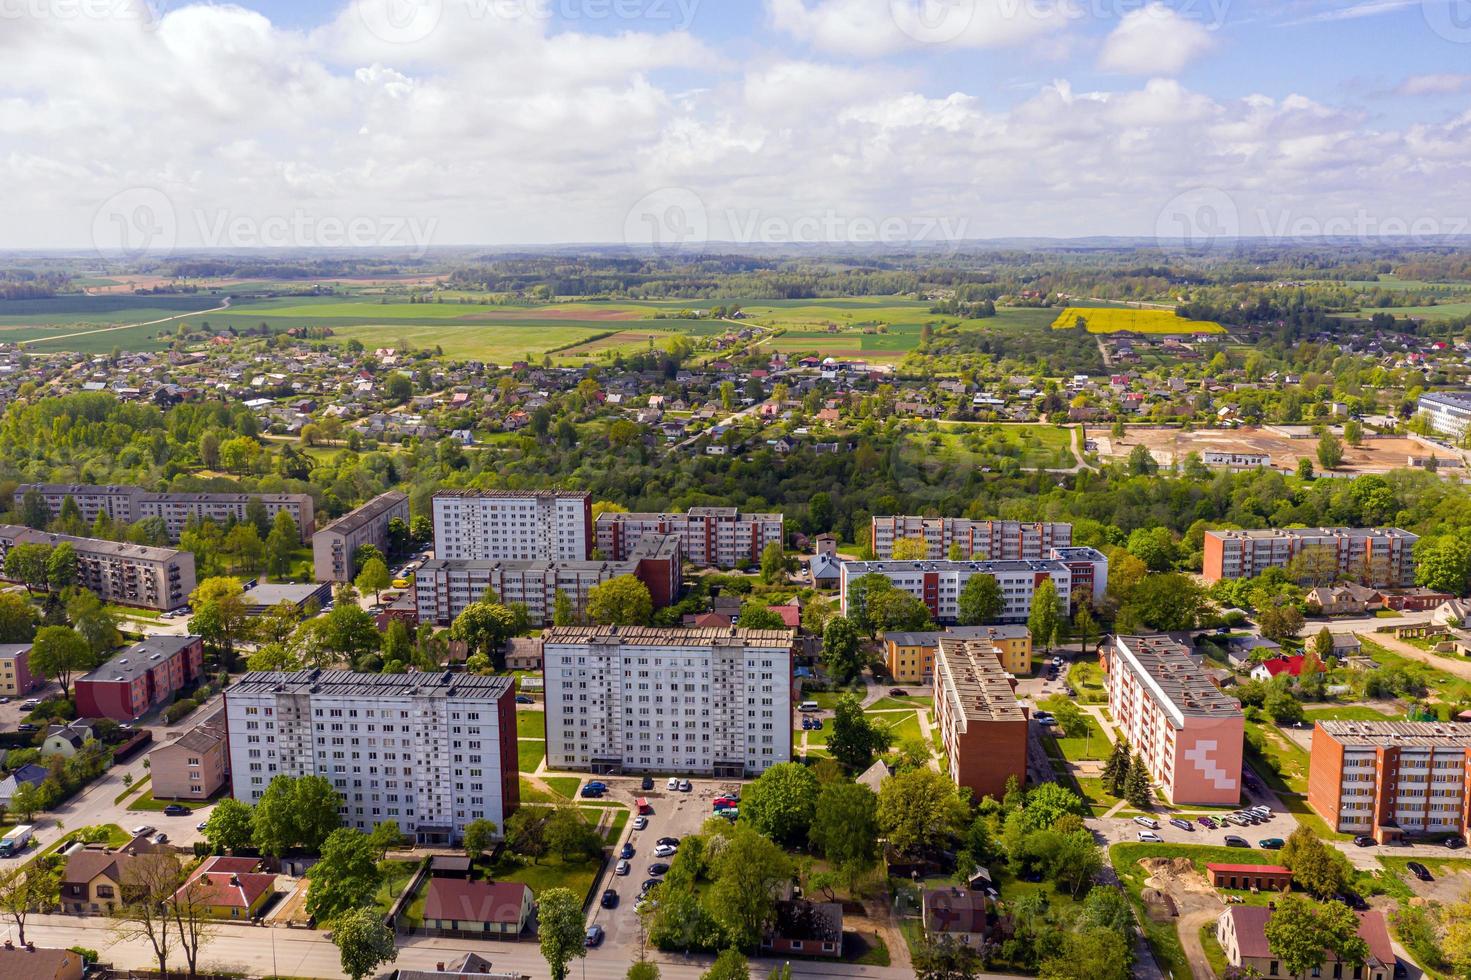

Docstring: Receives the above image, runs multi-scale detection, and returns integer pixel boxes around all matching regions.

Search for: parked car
[1137,831,1162,843]
[151,833,169,845]
[130,825,155,838]
[20,699,39,709]
[653,844,677,858]
[712,797,737,809]
[1169,818,1194,832]
[514,695,534,704]
[656,836,681,847]
[619,843,635,859]
[1224,836,1250,848]
[647,863,670,877]
[801,717,813,731]
[16,724,36,734]
[677,779,692,792]
[666,777,680,790]
[1354,836,1376,847]
[585,781,607,792]
[600,890,619,909]
[640,878,660,894]
[811,719,823,730]
[889,688,908,697]
[162,804,191,817]
[585,925,604,948]
[1409,862,1433,881]
[1196,816,1217,829]
[641,776,655,791]
[1447,836,1467,850]
[1258,838,1285,850]
[579,786,604,799]
[1132,816,1160,830]
[615,860,630,876]
[631,816,648,831]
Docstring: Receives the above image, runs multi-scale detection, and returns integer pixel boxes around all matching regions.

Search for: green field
[1344,302,1471,321]
[909,423,1076,471]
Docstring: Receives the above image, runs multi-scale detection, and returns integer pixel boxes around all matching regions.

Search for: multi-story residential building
[14,485,314,541]
[75,636,205,722]
[0,525,195,611]
[1202,527,1417,587]
[1101,635,1244,805]
[150,708,229,801]
[432,491,592,562]
[869,518,1072,561]
[0,643,38,696]
[224,669,519,845]
[933,636,1029,801]
[542,626,794,777]
[312,491,410,583]
[839,557,1082,624]
[596,507,784,569]
[1418,390,1471,440]
[415,534,682,627]
[1049,546,1110,606]
[1201,451,1272,472]
[884,625,1033,682]
[1308,720,1471,844]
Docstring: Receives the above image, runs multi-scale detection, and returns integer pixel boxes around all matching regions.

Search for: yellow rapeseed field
[1049,307,1226,334]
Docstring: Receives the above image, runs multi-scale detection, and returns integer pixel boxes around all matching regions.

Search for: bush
[68,947,99,965]
[163,699,199,724]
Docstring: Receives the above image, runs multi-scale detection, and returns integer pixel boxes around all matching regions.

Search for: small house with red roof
[176,856,276,920]
[766,604,802,629]
[1217,905,1394,980]
[1249,654,1326,683]
[421,878,533,937]
[922,887,1010,948]
[1205,863,1293,892]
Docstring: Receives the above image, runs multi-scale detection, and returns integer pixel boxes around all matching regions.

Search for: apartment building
[1202,527,1417,588]
[150,708,229,801]
[0,525,195,611]
[838,557,1081,624]
[1101,635,1245,805]
[1049,546,1110,606]
[224,670,519,845]
[312,491,410,583]
[432,491,592,562]
[1308,720,1471,844]
[542,626,794,777]
[1418,390,1471,440]
[884,625,1033,682]
[870,518,1072,562]
[596,507,784,569]
[933,636,1029,801]
[1201,451,1272,472]
[415,534,682,627]
[15,485,314,541]
[0,644,38,696]
[75,635,205,722]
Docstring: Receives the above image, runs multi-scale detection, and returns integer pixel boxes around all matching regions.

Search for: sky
[3,0,1471,252]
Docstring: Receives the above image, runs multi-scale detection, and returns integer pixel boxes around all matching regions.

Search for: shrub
[68,948,99,964]
[163,699,199,724]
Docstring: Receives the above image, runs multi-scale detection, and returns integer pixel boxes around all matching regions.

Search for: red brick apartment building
[870,517,1071,561]
[933,636,1028,801]
[1309,720,1471,843]
[1201,527,1417,587]
[75,635,204,722]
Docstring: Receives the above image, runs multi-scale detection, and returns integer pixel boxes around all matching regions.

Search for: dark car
[889,688,908,697]
[1335,892,1369,911]
[162,804,192,817]
[600,889,619,909]
[1354,835,1376,847]
[16,723,36,734]
[1224,836,1250,848]
[640,878,660,893]
[579,786,604,799]
[620,843,635,859]
[647,863,670,877]
[641,776,655,791]
[1258,838,1285,850]
[1409,862,1433,881]
[656,836,680,847]
[1447,836,1467,849]
[585,925,604,947]
[514,695,534,704]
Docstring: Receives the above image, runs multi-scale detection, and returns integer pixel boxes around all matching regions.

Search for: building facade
[1216,906,1394,980]
[150,709,229,801]
[75,636,205,722]
[14,485,314,541]
[1101,635,1245,805]
[1201,527,1418,587]
[870,518,1072,561]
[224,670,519,845]
[596,507,784,568]
[1418,390,1471,440]
[1308,720,1471,843]
[312,491,410,583]
[839,557,1083,624]
[0,644,37,696]
[884,625,1033,682]
[432,491,592,562]
[542,626,794,777]
[933,637,1029,801]
[0,525,195,611]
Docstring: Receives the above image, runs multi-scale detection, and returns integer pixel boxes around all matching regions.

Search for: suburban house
[1216,905,1394,980]
[0,763,48,807]
[0,945,86,980]
[41,720,95,758]
[1250,654,1327,682]
[175,856,277,920]
[761,900,844,959]
[1306,583,1382,616]
[392,953,523,980]
[420,878,533,937]
[149,709,229,801]
[923,887,1009,948]
[60,835,166,914]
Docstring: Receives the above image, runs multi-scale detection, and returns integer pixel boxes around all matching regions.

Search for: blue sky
[4,0,1471,249]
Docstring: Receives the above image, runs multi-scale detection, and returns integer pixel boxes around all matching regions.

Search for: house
[1205,863,1292,891]
[0,945,85,980]
[149,709,229,801]
[1330,633,1362,658]
[1306,583,1382,616]
[1225,636,1280,669]
[1250,655,1326,682]
[61,836,165,914]
[0,763,49,807]
[393,954,524,980]
[761,900,844,959]
[420,878,533,936]
[428,855,473,879]
[41,720,95,758]
[175,855,277,919]
[923,887,1008,948]
[1435,598,1471,626]
[504,637,544,671]
[766,603,802,629]
[809,552,842,587]
[0,643,38,696]
[1216,905,1394,980]
[1380,588,1452,612]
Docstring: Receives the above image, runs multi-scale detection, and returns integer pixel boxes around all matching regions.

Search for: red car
[712,797,736,810]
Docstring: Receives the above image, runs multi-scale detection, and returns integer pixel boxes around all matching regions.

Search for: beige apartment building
[150,709,229,801]
[0,525,195,611]
[311,491,409,582]
[15,484,314,541]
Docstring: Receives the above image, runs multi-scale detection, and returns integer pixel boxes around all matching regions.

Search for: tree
[203,797,254,853]
[505,807,551,863]
[1264,685,1304,725]
[1265,895,1368,978]
[1258,602,1305,644]
[168,871,218,978]
[1074,602,1098,654]
[1028,578,1061,653]
[351,543,385,576]
[45,542,78,590]
[307,829,381,922]
[113,851,185,977]
[587,575,653,626]
[820,616,864,683]
[844,572,896,636]
[1317,431,1344,471]
[252,774,342,857]
[706,825,792,950]
[1040,927,1131,980]
[552,588,576,627]
[224,523,265,573]
[828,693,892,772]
[29,625,93,699]
[0,861,59,946]
[1415,535,1471,594]
[808,782,879,887]
[448,599,522,671]
[0,592,37,643]
[702,949,751,980]
[1280,826,1352,899]
[385,372,413,404]
[19,487,49,529]
[914,934,983,980]
[538,887,588,980]
[740,762,819,846]
[891,536,930,560]
[1118,573,1208,632]
[354,557,391,603]
[1126,526,1178,572]
[331,905,398,980]
[1050,830,1104,897]
[1102,738,1131,797]
[318,602,383,665]
[958,573,1003,625]
[1124,751,1153,808]
[66,588,119,655]
[546,807,602,863]
[463,818,498,859]
[629,963,661,980]
[367,820,401,860]
[866,587,934,633]
[760,540,794,584]
[737,604,787,630]
[4,542,50,594]
[1312,626,1334,661]
[188,577,250,662]
[877,767,970,856]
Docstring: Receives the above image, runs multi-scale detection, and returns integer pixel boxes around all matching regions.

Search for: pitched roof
[178,865,276,910]
[1223,906,1394,965]
[0,945,83,980]
[923,888,997,934]
[422,878,530,925]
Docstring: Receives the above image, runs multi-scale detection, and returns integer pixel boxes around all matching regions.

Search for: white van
[798,701,820,712]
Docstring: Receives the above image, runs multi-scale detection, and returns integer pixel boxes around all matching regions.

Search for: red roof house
[421,878,533,936]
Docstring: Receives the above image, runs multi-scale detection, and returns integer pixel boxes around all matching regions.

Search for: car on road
[648,862,670,876]
[632,816,648,831]
[514,695,534,704]
[16,723,36,734]
[615,860,630,876]
[1132,816,1160,830]
[620,843,635,859]
[1137,831,1162,843]
[1033,711,1054,724]
[1258,838,1285,850]
[585,925,604,948]
[889,688,908,697]
[130,825,155,838]
[656,836,680,847]
[667,777,680,790]
[20,699,40,709]
[653,843,677,857]
[1224,836,1250,848]
[196,822,208,831]
[641,776,655,791]
[1169,818,1194,832]
[600,890,619,909]
[1409,862,1433,881]
[163,804,192,816]
[1354,836,1376,847]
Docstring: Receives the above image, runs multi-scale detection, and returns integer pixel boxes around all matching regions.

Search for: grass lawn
[805,726,831,747]
[516,711,545,740]
[127,788,193,811]
[39,824,130,857]
[1201,923,1229,977]
[847,932,891,966]
[1379,855,1471,884]
[1042,700,1108,762]
[874,710,921,744]
[1076,776,1125,816]
[867,696,921,712]
[542,775,582,799]
[1358,638,1471,702]
[518,739,546,773]
[372,859,421,915]
[113,774,151,805]
[604,809,629,844]
[809,688,866,710]
[1302,705,1393,722]
[1244,718,1311,794]
[481,852,601,902]
[1067,661,1107,703]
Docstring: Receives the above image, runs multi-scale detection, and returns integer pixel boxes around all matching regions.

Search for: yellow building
[884,626,1033,682]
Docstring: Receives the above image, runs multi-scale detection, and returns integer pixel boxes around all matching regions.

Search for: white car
[1137,831,1163,843]
[615,860,630,876]
[666,777,680,790]
[632,816,648,831]
[1132,816,1160,830]
[21,699,40,709]
[130,825,155,838]
[653,843,677,857]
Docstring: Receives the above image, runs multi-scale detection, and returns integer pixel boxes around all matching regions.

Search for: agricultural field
[1050,306,1226,335]
[1339,302,1471,322]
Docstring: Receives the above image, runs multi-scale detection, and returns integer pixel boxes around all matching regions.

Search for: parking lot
[584,776,747,956]
[0,680,60,732]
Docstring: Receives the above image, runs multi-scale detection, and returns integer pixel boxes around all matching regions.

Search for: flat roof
[1205,527,1417,542]
[543,625,795,649]
[1421,390,1471,410]
[873,516,1069,528]
[0,643,32,660]
[886,625,1030,646]
[935,638,1026,724]
[1111,635,1242,721]
[1317,720,1471,748]
[228,669,514,700]
[242,582,330,606]
[316,491,407,535]
[433,490,589,500]
[842,559,1069,574]
[79,636,201,686]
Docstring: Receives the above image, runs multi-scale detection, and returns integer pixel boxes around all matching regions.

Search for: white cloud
[1396,73,1471,96]
[1098,4,1216,76]
[767,0,1062,57]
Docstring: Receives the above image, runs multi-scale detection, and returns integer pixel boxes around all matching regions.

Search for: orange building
[933,637,1028,802]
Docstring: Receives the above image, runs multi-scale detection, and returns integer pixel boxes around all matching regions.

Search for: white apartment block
[1309,721,1471,843]
[1418,391,1471,440]
[433,491,592,562]
[595,507,784,568]
[869,517,1072,561]
[542,626,794,777]
[224,670,519,846]
[14,484,315,541]
[838,558,1081,624]
[1202,527,1417,587]
[1102,635,1245,805]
